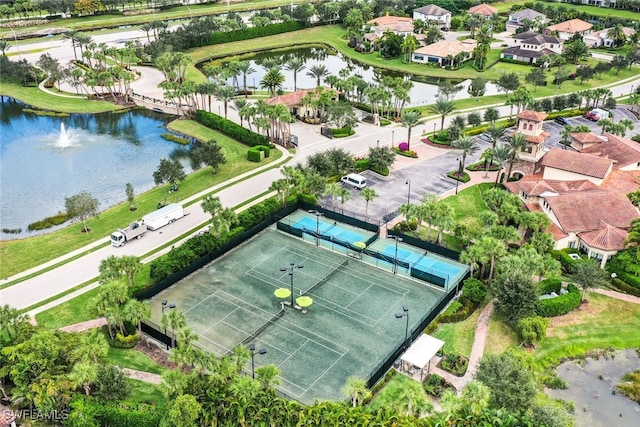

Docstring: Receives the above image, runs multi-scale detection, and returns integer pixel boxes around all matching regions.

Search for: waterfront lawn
[0,83,122,113]
[108,347,168,376]
[0,123,283,279]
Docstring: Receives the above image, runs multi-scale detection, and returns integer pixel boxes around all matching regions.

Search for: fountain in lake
[55,122,77,148]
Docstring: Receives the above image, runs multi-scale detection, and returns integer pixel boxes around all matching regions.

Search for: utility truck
[111,221,147,247]
[142,203,184,231]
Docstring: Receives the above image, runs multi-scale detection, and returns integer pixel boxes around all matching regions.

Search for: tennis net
[240,308,285,345]
[304,259,349,296]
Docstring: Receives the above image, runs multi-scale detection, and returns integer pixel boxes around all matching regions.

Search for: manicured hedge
[553,248,579,274]
[447,171,470,183]
[209,21,305,45]
[247,145,270,162]
[611,278,640,297]
[612,270,640,290]
[330,125,355,138]
[195,110,268,147]
[538,278,562,295]
[537,284,581,317]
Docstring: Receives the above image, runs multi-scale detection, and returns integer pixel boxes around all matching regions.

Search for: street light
[392,130,395,148]
[309,210,323,246]
[387,235,402,274]
[405,179,411,205]
[433,122,436,136]
[161,300,176,350]
[395,305,410,350]
[280,262,303,307]
[455,157,460,195]
[249,343,267,379]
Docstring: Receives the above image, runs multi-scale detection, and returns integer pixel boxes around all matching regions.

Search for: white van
[340,173,367,189]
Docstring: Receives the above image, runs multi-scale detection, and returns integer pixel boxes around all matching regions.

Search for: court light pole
[387,235,402,274]
[280,262,303,307]
[249,343,267,379]
[309,209,323,246]
[405,179,411,205]
[395,306,410,350]
[161,300,176,350]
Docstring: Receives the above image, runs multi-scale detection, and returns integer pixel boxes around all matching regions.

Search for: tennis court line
[180,292,219,316]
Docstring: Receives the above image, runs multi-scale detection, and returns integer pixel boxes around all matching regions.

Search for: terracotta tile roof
[524,131,550,144]
[578,221,629,251]
[517,110,548,122]
[600,169,640,194]
[517,179,558,196]
[570,132,606,144]
[414,5,451,16]
[413,40,476,58]
[593,27,636,39]
[581,133,640,169]
[547,19,592,34]
[373,22,415,33]
[544,191,639,232]
[541,148,614,179]
[266,87,334,107]
[548,221,569,241]
[0,404,16,427]
[367,15,413,26]
[469,3,498,16]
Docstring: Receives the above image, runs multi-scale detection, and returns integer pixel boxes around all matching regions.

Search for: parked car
[476,133,493,143]
[440,26,450,32]
[555,116,570,126]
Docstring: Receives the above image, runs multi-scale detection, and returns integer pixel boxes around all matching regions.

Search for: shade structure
[296,296,314,308]
[353,241,366,250]
[274,288,291,299]
[400,334,445,373]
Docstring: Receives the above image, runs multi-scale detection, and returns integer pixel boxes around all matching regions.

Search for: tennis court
[283,209,377,247]
[150,227,448,404]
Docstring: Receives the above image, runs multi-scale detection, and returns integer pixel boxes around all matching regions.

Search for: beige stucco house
[546,18,593,41]
[501,31,563,64]
[411,40,476,66]
[505,8,547,34]
[413,5,451,28]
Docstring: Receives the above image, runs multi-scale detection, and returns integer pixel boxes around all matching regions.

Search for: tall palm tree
[306,64,330,87]
[324,182,342,210]
[505,133,528,180]
[232,98,250,126]
[401,35,418,63]
[607,23,627,48]
[400,110,421,150]
[214,84,235,118]
[490,144,511,187]
[480,148,493,178]
[62,30,79,61]
[162,308,187,349]
[235,60,256,97]
[486,123,505,149]
[429,97,456,132]
[337,187,350,214]
[285,57,306,91]
[342,377,371,407]
[255,365,281,391]
[360,188,378,220]
[452,135,479,174]
[260,68,285,97]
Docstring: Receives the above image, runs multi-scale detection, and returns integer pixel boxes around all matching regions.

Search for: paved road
[5,27,640,310]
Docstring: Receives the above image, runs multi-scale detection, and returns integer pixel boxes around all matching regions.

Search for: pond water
[0,98,190,238]
[224,47,501,106]
[546,349,640,427]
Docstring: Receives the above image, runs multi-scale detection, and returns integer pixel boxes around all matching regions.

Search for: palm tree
[400,110,421,150]
[452,135,479,175]
[62,30,79,61]
[270,179,289,206]
[480,149,493,178]
[235,60,256,97]
[490,144,511,187]
[162,308,187,349]
[255,365,281,391]
[306,64,330,87]
[232,345,252,373]
[324,182,342,210]
[232,98,250,126]
[214,84,235,118]
[69,362,97,396]
[124,299,150,335]
[342,377,371,407]
[359,188,378,220]
[505,133,528,180]
[486,123,505,148]
[429,97,456,132]
[260,68,285,97]
[401,35,418,63]
[285,57,306,91]
[607,23,627,48]
[337,187,350,214]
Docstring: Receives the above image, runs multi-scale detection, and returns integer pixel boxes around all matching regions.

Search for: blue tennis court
[293,217,366,244]
[380,244,463,286]
[381,245,423,264]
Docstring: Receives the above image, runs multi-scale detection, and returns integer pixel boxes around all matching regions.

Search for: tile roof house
[507,110,550,178]
[569,132,607,151]
[580,133,640,171]
[413,5,451,28]
[546,18,593,41]
[501,31,563,64]
[506,9,547,34]
[505,146,640,266]
[411,40,476,66]
[468,3,498,18]
[583,26,635,48]
[366,16,414,38]
[267,87,338,122]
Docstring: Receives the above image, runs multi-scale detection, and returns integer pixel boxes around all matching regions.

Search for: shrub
[370,164,389,176]
[552,248,579,274]
[611,278,640,297]
[209,21,304,45]
[365,369,397,404]
[438,299,477,323]
[355,158,371,172]
[161,133,190,145]
[398,142,409,151]
[461,278,487,304]
[538,278,562,295]
[195,110,268,147]
[393,147,418,158]
[2,228,22,234]
[330,126,355,138]
[443,301,463,316]
[537,284,581,317]
[447,171,470,182]
[28,212,69,231]
[439,353,468,376]
[112,332,140,348]
[466,161,500,171]
[423,373,455,397]
[516,316,548,346]
[247,145,270,162]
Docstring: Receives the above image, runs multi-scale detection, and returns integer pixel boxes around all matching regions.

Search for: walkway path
[122,368,162,385]
[592,288,640,304]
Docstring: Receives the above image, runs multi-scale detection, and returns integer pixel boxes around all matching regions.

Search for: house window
[591,252,603,261]
[568,241,576,248]
[414,55,424,61]
[528,124,533,131]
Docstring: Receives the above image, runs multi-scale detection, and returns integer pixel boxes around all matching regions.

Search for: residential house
[500,31,563,64]
[583,27,635,48]
[468,3,498,18]
[580,133,640,172]
[505,8,547,34]
[413,5,451,28]
[366,16,414,38]
[266,87,338,121]
[508,110,550,178]
[505,147,640,266]
[546,18,592,42]
[411,40,476,66]
[569,132,607,151]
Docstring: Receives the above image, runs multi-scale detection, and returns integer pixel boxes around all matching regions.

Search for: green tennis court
[151,226,449,404]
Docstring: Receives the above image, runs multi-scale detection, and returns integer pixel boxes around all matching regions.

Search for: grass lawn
[0,120,283,279]
[441,182,492,222]
[369,373,431,410]
[0,83,122,113]
[108,347,168,375]
[35,286,101,328]
[125,378,168,407]
[484,314,518,356]
[532,292,640,369]
[431,300,489,357]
